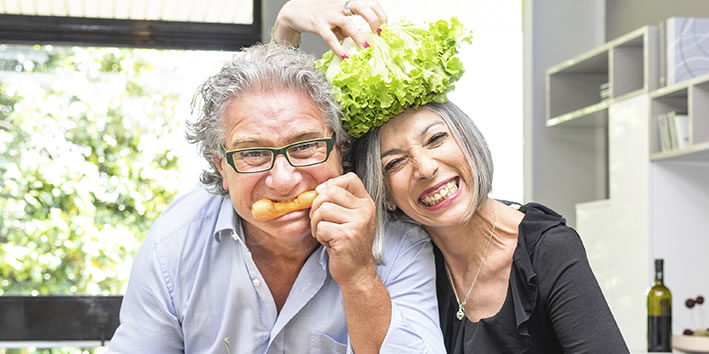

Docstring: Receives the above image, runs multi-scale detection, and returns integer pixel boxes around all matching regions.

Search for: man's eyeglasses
[223,133,335,174]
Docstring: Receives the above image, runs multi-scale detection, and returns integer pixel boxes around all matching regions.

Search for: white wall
[522,0,606,226]
[606,0,709,41]
[649,161,709,337]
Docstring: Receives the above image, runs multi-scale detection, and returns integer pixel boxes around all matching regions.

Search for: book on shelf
[672,112,689,148]
[656,111,689,152]
[656,113,668,151]
[600,82,610,100]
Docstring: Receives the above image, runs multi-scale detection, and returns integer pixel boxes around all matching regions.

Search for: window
[0,42,234,353]
[1,44,234,296]
[0,1,257,351]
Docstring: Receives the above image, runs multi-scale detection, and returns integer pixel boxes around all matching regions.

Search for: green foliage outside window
[0,45,185,297]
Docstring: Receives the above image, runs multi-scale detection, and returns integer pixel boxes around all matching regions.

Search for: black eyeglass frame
[222,133,335,174]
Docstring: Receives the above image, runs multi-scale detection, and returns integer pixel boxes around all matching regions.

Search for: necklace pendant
[456,305,465,320]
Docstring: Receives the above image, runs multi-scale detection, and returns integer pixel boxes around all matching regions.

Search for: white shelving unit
[646,72,709,353]
[650,73,709,161]
[546,46,609,127]
[546,24,709,352]
[546,26,659,128]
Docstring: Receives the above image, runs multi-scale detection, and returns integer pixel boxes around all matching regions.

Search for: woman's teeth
[420,180,459,206]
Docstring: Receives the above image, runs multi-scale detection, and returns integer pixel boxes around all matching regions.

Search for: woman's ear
[385,198,396,212]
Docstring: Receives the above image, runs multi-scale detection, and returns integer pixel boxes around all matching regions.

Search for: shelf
[546,101,608,128]
[611,88,648,104]
[692,76,709,146]
[650,81,691,99]
[547,48,609,120]
[546,26,657,128]
[649,72,709,156]
[650,141,709,161]
[651,72,709,98]
[610,26,659,97]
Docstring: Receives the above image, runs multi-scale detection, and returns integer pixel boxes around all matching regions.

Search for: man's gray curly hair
[186,43,350,195]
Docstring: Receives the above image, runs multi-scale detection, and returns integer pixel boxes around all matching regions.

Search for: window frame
[0,296,122,345]
[0,4,261,51]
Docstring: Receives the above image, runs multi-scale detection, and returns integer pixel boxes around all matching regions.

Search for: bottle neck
[654,270,664,284]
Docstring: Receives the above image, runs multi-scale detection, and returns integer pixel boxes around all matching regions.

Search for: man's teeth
[421,180,458,206]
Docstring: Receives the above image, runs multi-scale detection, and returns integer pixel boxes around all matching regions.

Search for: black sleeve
[533,225,629,353]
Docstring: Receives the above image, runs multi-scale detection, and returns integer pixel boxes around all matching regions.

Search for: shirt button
[252,278,261,287]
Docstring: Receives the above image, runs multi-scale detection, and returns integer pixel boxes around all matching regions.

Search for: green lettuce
[316,17,472,138]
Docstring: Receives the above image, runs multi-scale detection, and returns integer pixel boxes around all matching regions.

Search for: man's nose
[266,154,300,193]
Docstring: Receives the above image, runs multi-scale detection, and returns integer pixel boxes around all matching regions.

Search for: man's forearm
[341,272,392,353]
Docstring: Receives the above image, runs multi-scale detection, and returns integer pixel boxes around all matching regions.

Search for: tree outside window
[0,44,232,353]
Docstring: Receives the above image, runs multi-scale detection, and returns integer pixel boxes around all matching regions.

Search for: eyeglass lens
[235,140,329,172]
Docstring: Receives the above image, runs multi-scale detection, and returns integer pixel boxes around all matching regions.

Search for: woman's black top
[434,202,629,353]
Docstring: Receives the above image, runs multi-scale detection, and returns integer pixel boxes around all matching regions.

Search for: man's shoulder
[146,184,227,245]
[379,219,431,260]
[375,219,435,288]
[135,185,230,289]
[383,218,429,242]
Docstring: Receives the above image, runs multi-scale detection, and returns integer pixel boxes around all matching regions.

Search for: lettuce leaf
[316,17,472,138]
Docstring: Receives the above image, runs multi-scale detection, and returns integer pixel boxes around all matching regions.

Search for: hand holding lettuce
[316,17,472,138]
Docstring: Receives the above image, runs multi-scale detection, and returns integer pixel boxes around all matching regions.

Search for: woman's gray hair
[354,100,494,244]
[186,43,350,196]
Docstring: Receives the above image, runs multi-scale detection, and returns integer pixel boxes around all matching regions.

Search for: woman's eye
[427,132,448,146]
[384,158,405,172]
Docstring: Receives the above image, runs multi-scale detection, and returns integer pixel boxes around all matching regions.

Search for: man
[108,44,444,353]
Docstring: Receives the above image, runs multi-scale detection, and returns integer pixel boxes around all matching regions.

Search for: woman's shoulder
[512,203,590,282]
[513,202,580,256]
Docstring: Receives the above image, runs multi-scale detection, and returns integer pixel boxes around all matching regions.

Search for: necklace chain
[444,204,497,321]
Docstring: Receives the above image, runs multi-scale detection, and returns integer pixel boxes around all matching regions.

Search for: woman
[353,101,629,353]
[274,1,629,353]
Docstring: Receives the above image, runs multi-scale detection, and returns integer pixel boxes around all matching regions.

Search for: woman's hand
[273,0,387,59]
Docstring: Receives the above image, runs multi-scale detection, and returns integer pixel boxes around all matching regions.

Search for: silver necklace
[444,204,497,321]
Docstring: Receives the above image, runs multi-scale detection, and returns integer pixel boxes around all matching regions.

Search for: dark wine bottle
[647,258,672,352]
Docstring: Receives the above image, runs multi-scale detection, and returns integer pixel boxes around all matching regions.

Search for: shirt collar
[212,194,329,271]
[213,195,242,243]
[318,245,329,271]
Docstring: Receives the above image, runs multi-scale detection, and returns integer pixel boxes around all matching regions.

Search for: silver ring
[344,0,354,16]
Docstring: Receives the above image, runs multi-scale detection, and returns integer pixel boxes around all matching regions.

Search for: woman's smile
[418,177,461,208]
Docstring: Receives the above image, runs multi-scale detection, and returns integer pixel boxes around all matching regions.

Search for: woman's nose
[412,151,438,180]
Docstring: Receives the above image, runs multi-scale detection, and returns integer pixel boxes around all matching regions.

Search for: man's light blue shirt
[109,185,445,353]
